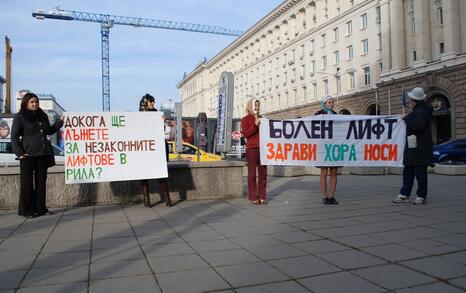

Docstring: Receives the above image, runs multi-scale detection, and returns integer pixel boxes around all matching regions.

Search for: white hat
[407,87,426,101]
[322,95,335,104]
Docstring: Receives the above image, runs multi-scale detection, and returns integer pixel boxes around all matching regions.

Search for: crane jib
[32,7,242,111]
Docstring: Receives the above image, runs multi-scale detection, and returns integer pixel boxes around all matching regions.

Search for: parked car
[0,139,65,164]
[433,138,466,164]
[167,141,221,162]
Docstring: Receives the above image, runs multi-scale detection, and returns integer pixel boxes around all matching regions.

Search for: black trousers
[18,156,49,217]
[400,165,428,199]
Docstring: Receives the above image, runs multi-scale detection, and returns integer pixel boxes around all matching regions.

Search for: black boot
[159,179,173,207]
[141,181,151,208]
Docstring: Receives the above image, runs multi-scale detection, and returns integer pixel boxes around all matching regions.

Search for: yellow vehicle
[167,141,221,162]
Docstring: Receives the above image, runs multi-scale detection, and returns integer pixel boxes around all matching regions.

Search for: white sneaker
[412,197,426,205]
[393,194,410,203]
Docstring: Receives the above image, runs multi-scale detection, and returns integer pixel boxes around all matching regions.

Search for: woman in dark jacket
[139,94,172,207]
[315,95,339,205]
[393,87,433,205]
[11,93,63,218]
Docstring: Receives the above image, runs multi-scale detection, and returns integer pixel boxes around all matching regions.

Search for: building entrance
[428,94,451,145]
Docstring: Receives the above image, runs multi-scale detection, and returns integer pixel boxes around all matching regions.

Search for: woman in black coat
[393,87,433,205]
[11,93,64,218]
[139,94,172,207]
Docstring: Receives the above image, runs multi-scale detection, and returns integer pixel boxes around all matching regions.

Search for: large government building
[177,0,466,143]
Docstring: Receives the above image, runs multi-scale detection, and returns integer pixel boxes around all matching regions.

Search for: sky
[0,0,283,112]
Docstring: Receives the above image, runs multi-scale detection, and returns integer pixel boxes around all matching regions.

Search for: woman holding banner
[139,94,173,207]
[11,92,64,218]
[315,95,339,205]
[241,98,267,205]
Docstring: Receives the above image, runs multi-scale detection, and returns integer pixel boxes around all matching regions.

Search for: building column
[389,0,405,72]
[461,0,466,53]
[380,0,391,72]
[443,0,461,58]
[413,0,431,66]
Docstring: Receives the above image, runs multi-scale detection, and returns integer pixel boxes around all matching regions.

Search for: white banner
[64,112,167,183]
[260,115,406,167]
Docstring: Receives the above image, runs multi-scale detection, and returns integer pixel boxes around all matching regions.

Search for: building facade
[178,0,466,143]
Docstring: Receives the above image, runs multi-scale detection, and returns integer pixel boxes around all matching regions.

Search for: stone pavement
[1,174,466,293]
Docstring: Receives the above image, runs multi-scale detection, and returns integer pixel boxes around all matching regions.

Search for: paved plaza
[1,174,466,293]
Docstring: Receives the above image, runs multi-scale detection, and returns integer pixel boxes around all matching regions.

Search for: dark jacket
[11,108,63,158]
[241,113,260,149]
[315,109,337,115]
[403,101,433,166]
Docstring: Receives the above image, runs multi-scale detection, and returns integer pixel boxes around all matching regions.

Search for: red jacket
[241,113,260,149]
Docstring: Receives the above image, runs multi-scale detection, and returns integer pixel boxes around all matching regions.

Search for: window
[378,34,382,50]
[311,60,316,74]
[290,49,296,64]
[361,13,368,28]
[323,79,329,95]
[350,0,354,7]
[346,21,352,35]
[333,27,339,41]
[321,33,326,47]
[284,71,288,85]
[438,7,443,25]
[292,68,296,82]
[361,39,369,54]
[334,50,340,65]
[440,42,445,54]
[322,56,327,70]
[336,75,341,93]
[283,53,287,67]
[348,72,355,89]
[275,57,279,69]
[413,51,417,61]
[312,82,318,98]
[375,6,381,22]
[303,86,307,102]
[300,44,305,59]
[310,39,315,54]
[363,66,371,86]
[182,145,197,155]
[300,64,306,79]
[347,45,353,60]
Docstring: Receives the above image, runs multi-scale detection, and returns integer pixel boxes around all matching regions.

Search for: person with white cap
[315,95,339,205]
[393,87,433,205]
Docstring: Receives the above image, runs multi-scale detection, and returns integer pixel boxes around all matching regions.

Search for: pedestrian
[315,95,339,205]
[393,87,433,205]
[241,98,267,205]
[139,94,173,207]
[11,92,64,218]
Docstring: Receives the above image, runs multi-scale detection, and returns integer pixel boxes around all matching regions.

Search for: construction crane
[32,7,242,111]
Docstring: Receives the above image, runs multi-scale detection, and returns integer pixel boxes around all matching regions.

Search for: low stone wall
[0,161,246,209]
[267,166,305,177]
[434,164,466,175]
